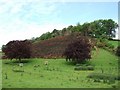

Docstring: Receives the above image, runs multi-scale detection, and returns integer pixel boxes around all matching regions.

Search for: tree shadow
[12,59,33,63]
[3,59,34,65]
[64,61,76,66]
[64,59,93,66]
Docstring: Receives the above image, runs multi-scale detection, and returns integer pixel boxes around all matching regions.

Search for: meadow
[108,40,119,48]
[2,48,119,88]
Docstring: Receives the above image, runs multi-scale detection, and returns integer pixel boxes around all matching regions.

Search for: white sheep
[19,63,23,67]
[44,61,48,65]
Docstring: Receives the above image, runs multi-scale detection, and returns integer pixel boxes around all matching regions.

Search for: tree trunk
[19,58,21,63]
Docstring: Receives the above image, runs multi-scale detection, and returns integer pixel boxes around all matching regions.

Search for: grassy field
[2,48,119,88]
[108,40,119,48]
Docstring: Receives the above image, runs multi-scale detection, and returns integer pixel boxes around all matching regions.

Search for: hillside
[31,34,77,58]
[30,19,118,59]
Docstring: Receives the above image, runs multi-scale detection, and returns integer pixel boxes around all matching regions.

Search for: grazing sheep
[19,63,23,67]
[44,61,48,65]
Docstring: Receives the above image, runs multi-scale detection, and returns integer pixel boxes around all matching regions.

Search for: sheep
[44,61,48,66]
[19,63,23,67]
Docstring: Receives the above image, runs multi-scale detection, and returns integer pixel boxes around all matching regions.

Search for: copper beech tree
[2,40,31,62]
[64,36,92,64]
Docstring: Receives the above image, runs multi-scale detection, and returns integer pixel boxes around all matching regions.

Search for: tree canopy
[63,36,92,64]
[33,19,118,42]
[2,40,31,62]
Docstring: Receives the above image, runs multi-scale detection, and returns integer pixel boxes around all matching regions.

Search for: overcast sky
[0,0,119,49]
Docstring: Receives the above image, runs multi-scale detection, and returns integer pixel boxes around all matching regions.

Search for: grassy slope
[2,48,119,88]
[108,40,119,48]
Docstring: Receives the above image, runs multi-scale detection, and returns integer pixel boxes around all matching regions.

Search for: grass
[108,40,119,48]
[2,48,119,88]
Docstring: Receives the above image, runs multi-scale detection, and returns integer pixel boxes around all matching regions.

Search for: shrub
[111,84,118,88]
[97,39,115,52]
[87,66,94,70]
[12,69,24,72]
[87,73,118,82]
[74,66,94,71]
[107,43,114,49]
[116,46,120,56]
[88,73,108,79]
[97,42,106,48]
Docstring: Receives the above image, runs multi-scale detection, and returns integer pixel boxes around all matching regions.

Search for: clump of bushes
[97,41,115,52]
[97,42,106,48]
[96,38,116,53]
[87,73,120,84]
[74,66,94,71]
[106,43,114,49]
[12,69,24,72]
[111,84,118,88]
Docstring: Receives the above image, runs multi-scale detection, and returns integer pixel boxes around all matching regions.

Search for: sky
[0,0,119,49]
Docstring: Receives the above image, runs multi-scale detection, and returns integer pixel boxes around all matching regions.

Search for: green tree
[102,19,118,39]
[75,23,82,32]
[81,22,90,36]
[51,29,60,37]
[40,32,52,40]
[61,28,67,36]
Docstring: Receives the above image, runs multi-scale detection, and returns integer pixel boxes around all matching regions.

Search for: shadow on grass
[64,59,93,66]
[3,59,34,65]
[64,61,75,66]
[12,59,33,63]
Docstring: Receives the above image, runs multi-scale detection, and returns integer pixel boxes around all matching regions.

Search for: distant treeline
[32,19,118,42]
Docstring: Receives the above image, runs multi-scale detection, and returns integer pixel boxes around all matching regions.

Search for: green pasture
[108,40,119,48]
[1,49,119,88]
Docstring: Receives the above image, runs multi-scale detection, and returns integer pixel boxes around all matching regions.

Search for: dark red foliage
[2,40,31,61]
[31,33,95,59]
[64,36,92,64]
[31,33,81,58]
